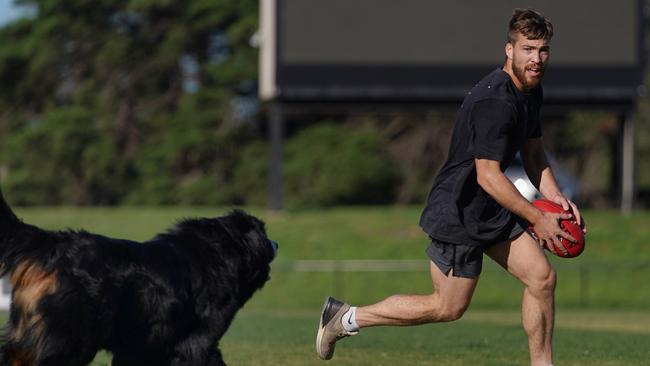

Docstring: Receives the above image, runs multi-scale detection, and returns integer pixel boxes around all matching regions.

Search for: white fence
[0,278,11,310]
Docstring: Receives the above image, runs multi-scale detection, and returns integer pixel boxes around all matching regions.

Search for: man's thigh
[429,261,479,309]
[484,232,554,285]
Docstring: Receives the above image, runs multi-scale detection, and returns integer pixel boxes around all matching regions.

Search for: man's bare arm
[521,138,586,233]
[475,158,574,249]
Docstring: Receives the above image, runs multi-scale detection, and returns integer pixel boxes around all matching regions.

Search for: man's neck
[502,62,526,92]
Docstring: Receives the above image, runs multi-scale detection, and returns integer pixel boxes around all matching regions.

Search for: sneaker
[316,296,358,360]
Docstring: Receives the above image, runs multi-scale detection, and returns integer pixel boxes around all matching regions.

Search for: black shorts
[426,220,526,278]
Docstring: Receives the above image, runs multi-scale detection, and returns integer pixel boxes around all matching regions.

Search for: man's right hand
[531,211,576,256]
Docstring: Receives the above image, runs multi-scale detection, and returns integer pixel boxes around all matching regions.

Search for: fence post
[332,261,344,300]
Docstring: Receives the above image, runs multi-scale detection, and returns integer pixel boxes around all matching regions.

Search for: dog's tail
[0,185,34,278]
[0,185,18,231]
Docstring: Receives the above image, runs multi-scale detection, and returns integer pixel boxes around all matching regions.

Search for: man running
[316,8,585,366]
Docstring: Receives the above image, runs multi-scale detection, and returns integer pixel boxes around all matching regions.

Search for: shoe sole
[316,297,333,360]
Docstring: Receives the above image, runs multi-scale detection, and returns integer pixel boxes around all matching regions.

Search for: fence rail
[1,260,647,310]
[272,259,650,272]
[274,259,428,272]
[271,259,650,308]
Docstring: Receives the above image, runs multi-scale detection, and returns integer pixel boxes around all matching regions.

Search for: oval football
[531,199,565,213]
[529,199,585,258]
[559,219,585,257]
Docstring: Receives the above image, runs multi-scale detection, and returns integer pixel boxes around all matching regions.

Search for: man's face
[507,33,550,91]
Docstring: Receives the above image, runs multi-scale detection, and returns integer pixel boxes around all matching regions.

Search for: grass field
[5,206,650,365]
[3,308,648,366]
[219,309,650,366]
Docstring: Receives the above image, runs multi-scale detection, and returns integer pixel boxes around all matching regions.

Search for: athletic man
[316,9,586,366]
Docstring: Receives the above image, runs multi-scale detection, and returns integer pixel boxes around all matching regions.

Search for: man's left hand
[549,195,587,234]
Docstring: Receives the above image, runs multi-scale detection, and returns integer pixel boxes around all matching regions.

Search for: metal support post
[269,102,284,211]
[620,111,635,214]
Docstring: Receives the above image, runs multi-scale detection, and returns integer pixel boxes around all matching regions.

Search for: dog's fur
[0,186,276,366]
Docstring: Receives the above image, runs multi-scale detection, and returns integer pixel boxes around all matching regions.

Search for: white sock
[341,306,359,332]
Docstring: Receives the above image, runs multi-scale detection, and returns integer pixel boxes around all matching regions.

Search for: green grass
[15,206,648,308]
[4,308,648,366]
[5,206,650,364]
[13,206,650,261]
[217,308,650,366]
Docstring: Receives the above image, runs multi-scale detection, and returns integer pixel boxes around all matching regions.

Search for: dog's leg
[111,353,150,366]
[0,342,95,366]
[38,353,98,366]
[0,342,33,366]
[206,348,226,366]
[169,323,231,366]
[169,301,240,366]
[168,347,226,366]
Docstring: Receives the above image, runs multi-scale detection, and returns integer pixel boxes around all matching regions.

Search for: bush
[283,123,401,207]
[229,141,269,206]
[2,106,132,205]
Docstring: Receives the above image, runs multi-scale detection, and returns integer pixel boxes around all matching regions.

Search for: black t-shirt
[419,68,543,246]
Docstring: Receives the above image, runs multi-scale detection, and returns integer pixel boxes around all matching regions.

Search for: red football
[528,199,585,258]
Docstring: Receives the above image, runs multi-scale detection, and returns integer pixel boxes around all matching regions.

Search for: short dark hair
[508,8,553,44]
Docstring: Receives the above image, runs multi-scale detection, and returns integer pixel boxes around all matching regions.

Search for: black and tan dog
[0,186,277,365]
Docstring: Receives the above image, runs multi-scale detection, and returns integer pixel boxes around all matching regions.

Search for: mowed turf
[217,309,650,366]
[0,308,648,366]
[4,206,650,364]
[15,206,647,308]
[12,206,650,263]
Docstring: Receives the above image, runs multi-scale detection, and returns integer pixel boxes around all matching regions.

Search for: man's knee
[438,302,469,322]
[527,266,557,297]
[442,305,468,321]
[432,298,471,322]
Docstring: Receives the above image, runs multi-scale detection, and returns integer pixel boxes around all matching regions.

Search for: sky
[0,0,34,26]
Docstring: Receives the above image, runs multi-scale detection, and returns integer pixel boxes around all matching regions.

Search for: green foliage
[0,0,263,205]
[552,111,616,203]
[2,105,131,204]
[2,0,646,208]
[283,124,402,207]
[229,141,269,206]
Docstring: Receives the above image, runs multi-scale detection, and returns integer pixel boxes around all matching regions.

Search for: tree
[0,0,260,205]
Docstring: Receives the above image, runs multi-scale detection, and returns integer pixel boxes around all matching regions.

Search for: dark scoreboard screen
[260,0,644,104]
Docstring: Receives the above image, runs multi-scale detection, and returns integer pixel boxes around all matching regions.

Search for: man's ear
[505,42,514,60]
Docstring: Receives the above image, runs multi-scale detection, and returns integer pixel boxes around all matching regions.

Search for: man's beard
[512,61,544,91]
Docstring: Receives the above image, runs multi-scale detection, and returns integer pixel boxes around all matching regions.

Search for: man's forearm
[522,139,564,201]
[538,166,564,201]
[476,161,543,225]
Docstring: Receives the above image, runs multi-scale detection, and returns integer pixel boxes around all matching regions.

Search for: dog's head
[216,210,277,301]
[169,210,277,302]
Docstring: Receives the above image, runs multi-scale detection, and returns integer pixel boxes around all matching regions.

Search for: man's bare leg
[316,261,481,360]
[355,262,480,327]
[486,233,556,366]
